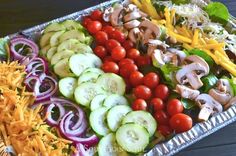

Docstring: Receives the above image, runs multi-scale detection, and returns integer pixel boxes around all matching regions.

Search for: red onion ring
[66,134,99,148]
[26,57,48,75]
[73,143,95,156]
[24,75,40,91]
[45,103,66,126]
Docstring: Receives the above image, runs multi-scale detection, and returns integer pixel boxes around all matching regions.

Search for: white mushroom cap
[128,27,141,43]
[185,55,210,74]
[151,49,165,67]
[139,20,161,38]
[176,84,200,100]
[167,48,187,63]
[110,4,124,26]
[103,7,114,22]
[124,20,141,30]
[124,11,142,22]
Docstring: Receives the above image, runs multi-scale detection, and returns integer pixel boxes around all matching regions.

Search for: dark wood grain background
[1,0,236,155]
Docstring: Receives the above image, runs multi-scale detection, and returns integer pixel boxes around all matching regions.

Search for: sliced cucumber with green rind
[84,36,93,45]
[40,45,51,57]
[59,77,77,99]
[74,42,93,53]
[53,58,74,78]
[83,53,102,68]
[46,47,57,60]
[44,23,65,33]
[116,123,149,153]
[51,50,74,65]
[83,67,104,75]
[89,107,110,136]
[57,39,79,52]
[59,29,85,43]
[98,133,128,156]
[74,82,105,107]
[50,30,65,47]
[107,105,132,132]
[40,32,55,48]
[122,111,157,137]
[62,20,84,30]
[103,94,129,108]
[96,73,126,95]
[78,72,101,84]
[90,94,107,111]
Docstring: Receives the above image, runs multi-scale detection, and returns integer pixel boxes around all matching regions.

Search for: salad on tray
[0,0,236,155]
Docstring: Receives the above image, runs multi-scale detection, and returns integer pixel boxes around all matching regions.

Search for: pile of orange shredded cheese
[0,61,72,156]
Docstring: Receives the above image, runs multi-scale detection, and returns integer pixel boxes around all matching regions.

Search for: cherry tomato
[129,71,144,87]
[134,85,152,100]
[105,39,121,52]
[118,58,134,68]
[102,26,115,35]
[90,10,103,21]
[111,46,126,61]
[127,48,140,60]
[132,99,147,111]
[94,46,107,59]
[122,40,134,51]
[82,17,92,27]
[155,84,169,101]
[95,31,108,45]
[101,61,119,74]
[143,72,160,89]
[136,55,151,67]
[103,56,114,63]
[150,98,164,112]
[169,113,193,133]
[158,125,173,137]
[119,63,138,78]
[154,110,169,125]
[87,21,102,34]
[111,30,126,43]
[167,99,184,116]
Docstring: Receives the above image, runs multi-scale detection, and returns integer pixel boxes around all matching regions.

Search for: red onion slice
[45,103,66,126]
[66,134,99,147]
[24,75,40,91]
[26,57,48,75]
[72,143,95,156]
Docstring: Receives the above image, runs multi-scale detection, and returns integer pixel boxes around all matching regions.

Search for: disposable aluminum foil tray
[3,0,236,155]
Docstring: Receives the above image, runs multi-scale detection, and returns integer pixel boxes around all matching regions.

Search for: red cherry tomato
[167,99,184,116]
[90,10,103,21]
[101,61,119,74]
[105,39,121,52]
[129,71,144,87]
[158,125,173,137]
[94,46,107,59]
[95,31,108,45]
[119,63,138,78]
[134,85,152,100]
[111,46,126,61]
[111,30,126,43]
[169,113,193,133]
[150,98,164,112]
[127,48,140,60]
[87,21,102,34]
[122,40,134,51]
[103,56,114,63]
[102,26,115,35]
[82,17,92,27]
[154,110,169,125]
[132,99,147,111]
[118,58,134,68]
[136,55,151,67]
[155,84,169,101]
[143,72,160,89]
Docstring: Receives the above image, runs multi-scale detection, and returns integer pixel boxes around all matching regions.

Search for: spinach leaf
[181,98,197,110]
[200,74,218,93]
[188,49,214,68]
[171,0,190,5]
[204,2,229,25]
[0,38,9,61]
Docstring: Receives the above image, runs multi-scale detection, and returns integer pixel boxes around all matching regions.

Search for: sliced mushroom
[125,4,138,12]
[195,94,223,121]
[209,79,233,105]
[128,28,141,43]
[185,55,210,74]
[167,48,187,63]
[224,97,236,109]
[103,7,114,22]
[151,49,165,67]
[148,39,169,52]
[110,4,124,26]
[124,20,141,30]
[176,84,200,100]
[123,11,142,22]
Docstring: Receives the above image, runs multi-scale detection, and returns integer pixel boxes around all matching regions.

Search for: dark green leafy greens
[0,38,9,61]
[200,74,218,93]
[171,0,190,5]
[204,2,229,25]
[187,49,214,68]
[181,98,197,110]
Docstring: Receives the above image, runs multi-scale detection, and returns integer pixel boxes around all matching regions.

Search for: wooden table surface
[1,0,236,155]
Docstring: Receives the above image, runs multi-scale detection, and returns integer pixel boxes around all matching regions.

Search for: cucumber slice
[46,47,57,60]
[40,32,54,48]
[89,107,110,136]
[90,94,107,111]
[62,20,84,30]
[84,36,93,45]
[83,67,104,75]
[54,58,74,78]
[98,133,128,156]
[44,23,65,33]
[59,77,77,99]
[78,72,100,84]
[51,50,74,65]
[122,111,157,137]
[74,82,105,107]
[40,45,51,57]
[103,94,129,108]
[59,30,85,43]
[74,42,93,53]
[116,123,149,153]
[57,39,79,52]
[69,53,94,76]
[83,53,102,68]
[107,105,132,132]
[50,30,65,47]
[96,73,126,95]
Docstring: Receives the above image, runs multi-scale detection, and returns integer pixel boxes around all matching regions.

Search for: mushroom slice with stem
[209,79,233,105]
[176,84,200,100]
[195,94,223,121]
[224,97,236,110]
[128,27,141,43]
[124,20,141,30]
[123,11,142,22]
[103,7,114,22]
[167,48,187,63]
[110,4,124,26]
[185,55,210,74]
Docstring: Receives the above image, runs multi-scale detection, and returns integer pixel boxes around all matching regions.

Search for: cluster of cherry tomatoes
[83,10,193,136]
